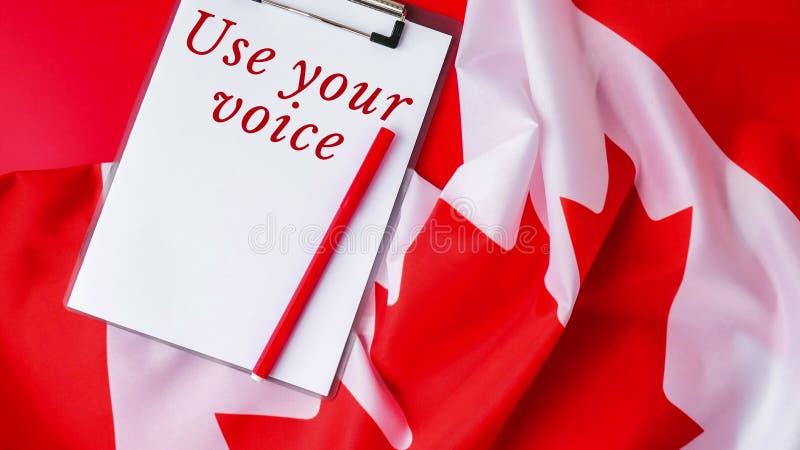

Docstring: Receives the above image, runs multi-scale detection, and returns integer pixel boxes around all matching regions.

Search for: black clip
[370,20,405,49]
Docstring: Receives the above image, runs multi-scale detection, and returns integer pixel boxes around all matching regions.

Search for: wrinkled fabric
[1,0,799,449]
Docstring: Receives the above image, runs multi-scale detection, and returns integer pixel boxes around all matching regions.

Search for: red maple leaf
[217,138,704,450]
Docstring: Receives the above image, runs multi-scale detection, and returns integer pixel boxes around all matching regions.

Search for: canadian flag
[1,0,799,449]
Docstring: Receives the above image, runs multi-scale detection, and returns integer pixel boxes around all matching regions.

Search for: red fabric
[1,0,799,448]
[0,167,112,449]
[0,1,175,175]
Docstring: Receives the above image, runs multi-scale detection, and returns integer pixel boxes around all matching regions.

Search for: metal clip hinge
[256,0,406,49]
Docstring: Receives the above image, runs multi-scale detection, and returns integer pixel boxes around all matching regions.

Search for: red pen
[251,127,396,381]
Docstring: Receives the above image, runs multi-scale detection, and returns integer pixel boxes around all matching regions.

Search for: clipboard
[66,0,462,398]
